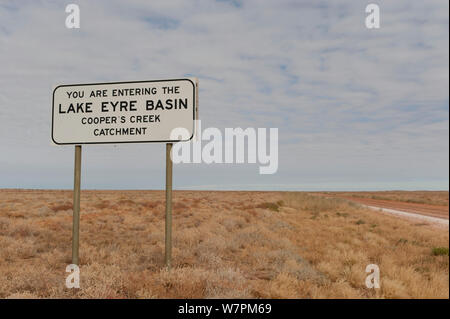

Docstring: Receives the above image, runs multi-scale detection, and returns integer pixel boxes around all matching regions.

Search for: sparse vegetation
[0,189,448,298]
[432,247,449,256]
[49,202,72,212]
[256,202,280,212]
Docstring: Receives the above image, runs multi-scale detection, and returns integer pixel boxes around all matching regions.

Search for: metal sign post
[72,145,82,265]
[52,78,198,269]
[165,143,173,269]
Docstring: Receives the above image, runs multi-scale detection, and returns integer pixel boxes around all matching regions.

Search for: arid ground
[0,189,448,298]
[320,191,449,219]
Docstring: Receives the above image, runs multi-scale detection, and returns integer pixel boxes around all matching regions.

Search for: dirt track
[331,196,449,220]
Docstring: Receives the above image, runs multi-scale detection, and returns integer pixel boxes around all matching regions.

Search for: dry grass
[0,189,448,299]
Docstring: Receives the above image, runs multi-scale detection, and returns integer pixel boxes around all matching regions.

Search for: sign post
[52,78,198,269]
[165,143,173,269]
[72,145,82,265]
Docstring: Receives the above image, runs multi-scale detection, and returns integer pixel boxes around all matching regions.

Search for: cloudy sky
[0,0,448,191]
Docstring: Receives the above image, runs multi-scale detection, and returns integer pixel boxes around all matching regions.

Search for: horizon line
[1,187,448,192]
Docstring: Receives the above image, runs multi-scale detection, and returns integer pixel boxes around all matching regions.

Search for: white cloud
[0,0,448,190]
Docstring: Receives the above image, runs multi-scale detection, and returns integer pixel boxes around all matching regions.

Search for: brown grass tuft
[50,202,73,212]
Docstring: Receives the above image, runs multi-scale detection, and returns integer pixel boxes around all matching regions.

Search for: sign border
[51,78,197,145]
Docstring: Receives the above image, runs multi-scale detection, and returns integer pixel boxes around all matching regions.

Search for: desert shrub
[174,202,188,209]
[49,202,72,212]
[139,201,159,209]
[0,217,10,230]
[118,199,137,206]
[432,247,449,256]
[94,201,111,209]
[9,224,34,238]
[283,192,350,213]
[256,202,280,212]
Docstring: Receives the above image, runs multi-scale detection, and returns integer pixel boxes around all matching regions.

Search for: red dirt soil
[327,195,449,220]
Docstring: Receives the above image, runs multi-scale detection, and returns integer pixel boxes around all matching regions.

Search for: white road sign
[52,78,197,144]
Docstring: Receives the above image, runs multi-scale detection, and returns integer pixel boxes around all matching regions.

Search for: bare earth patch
[321,191,449,219]
[0,189,448,298]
